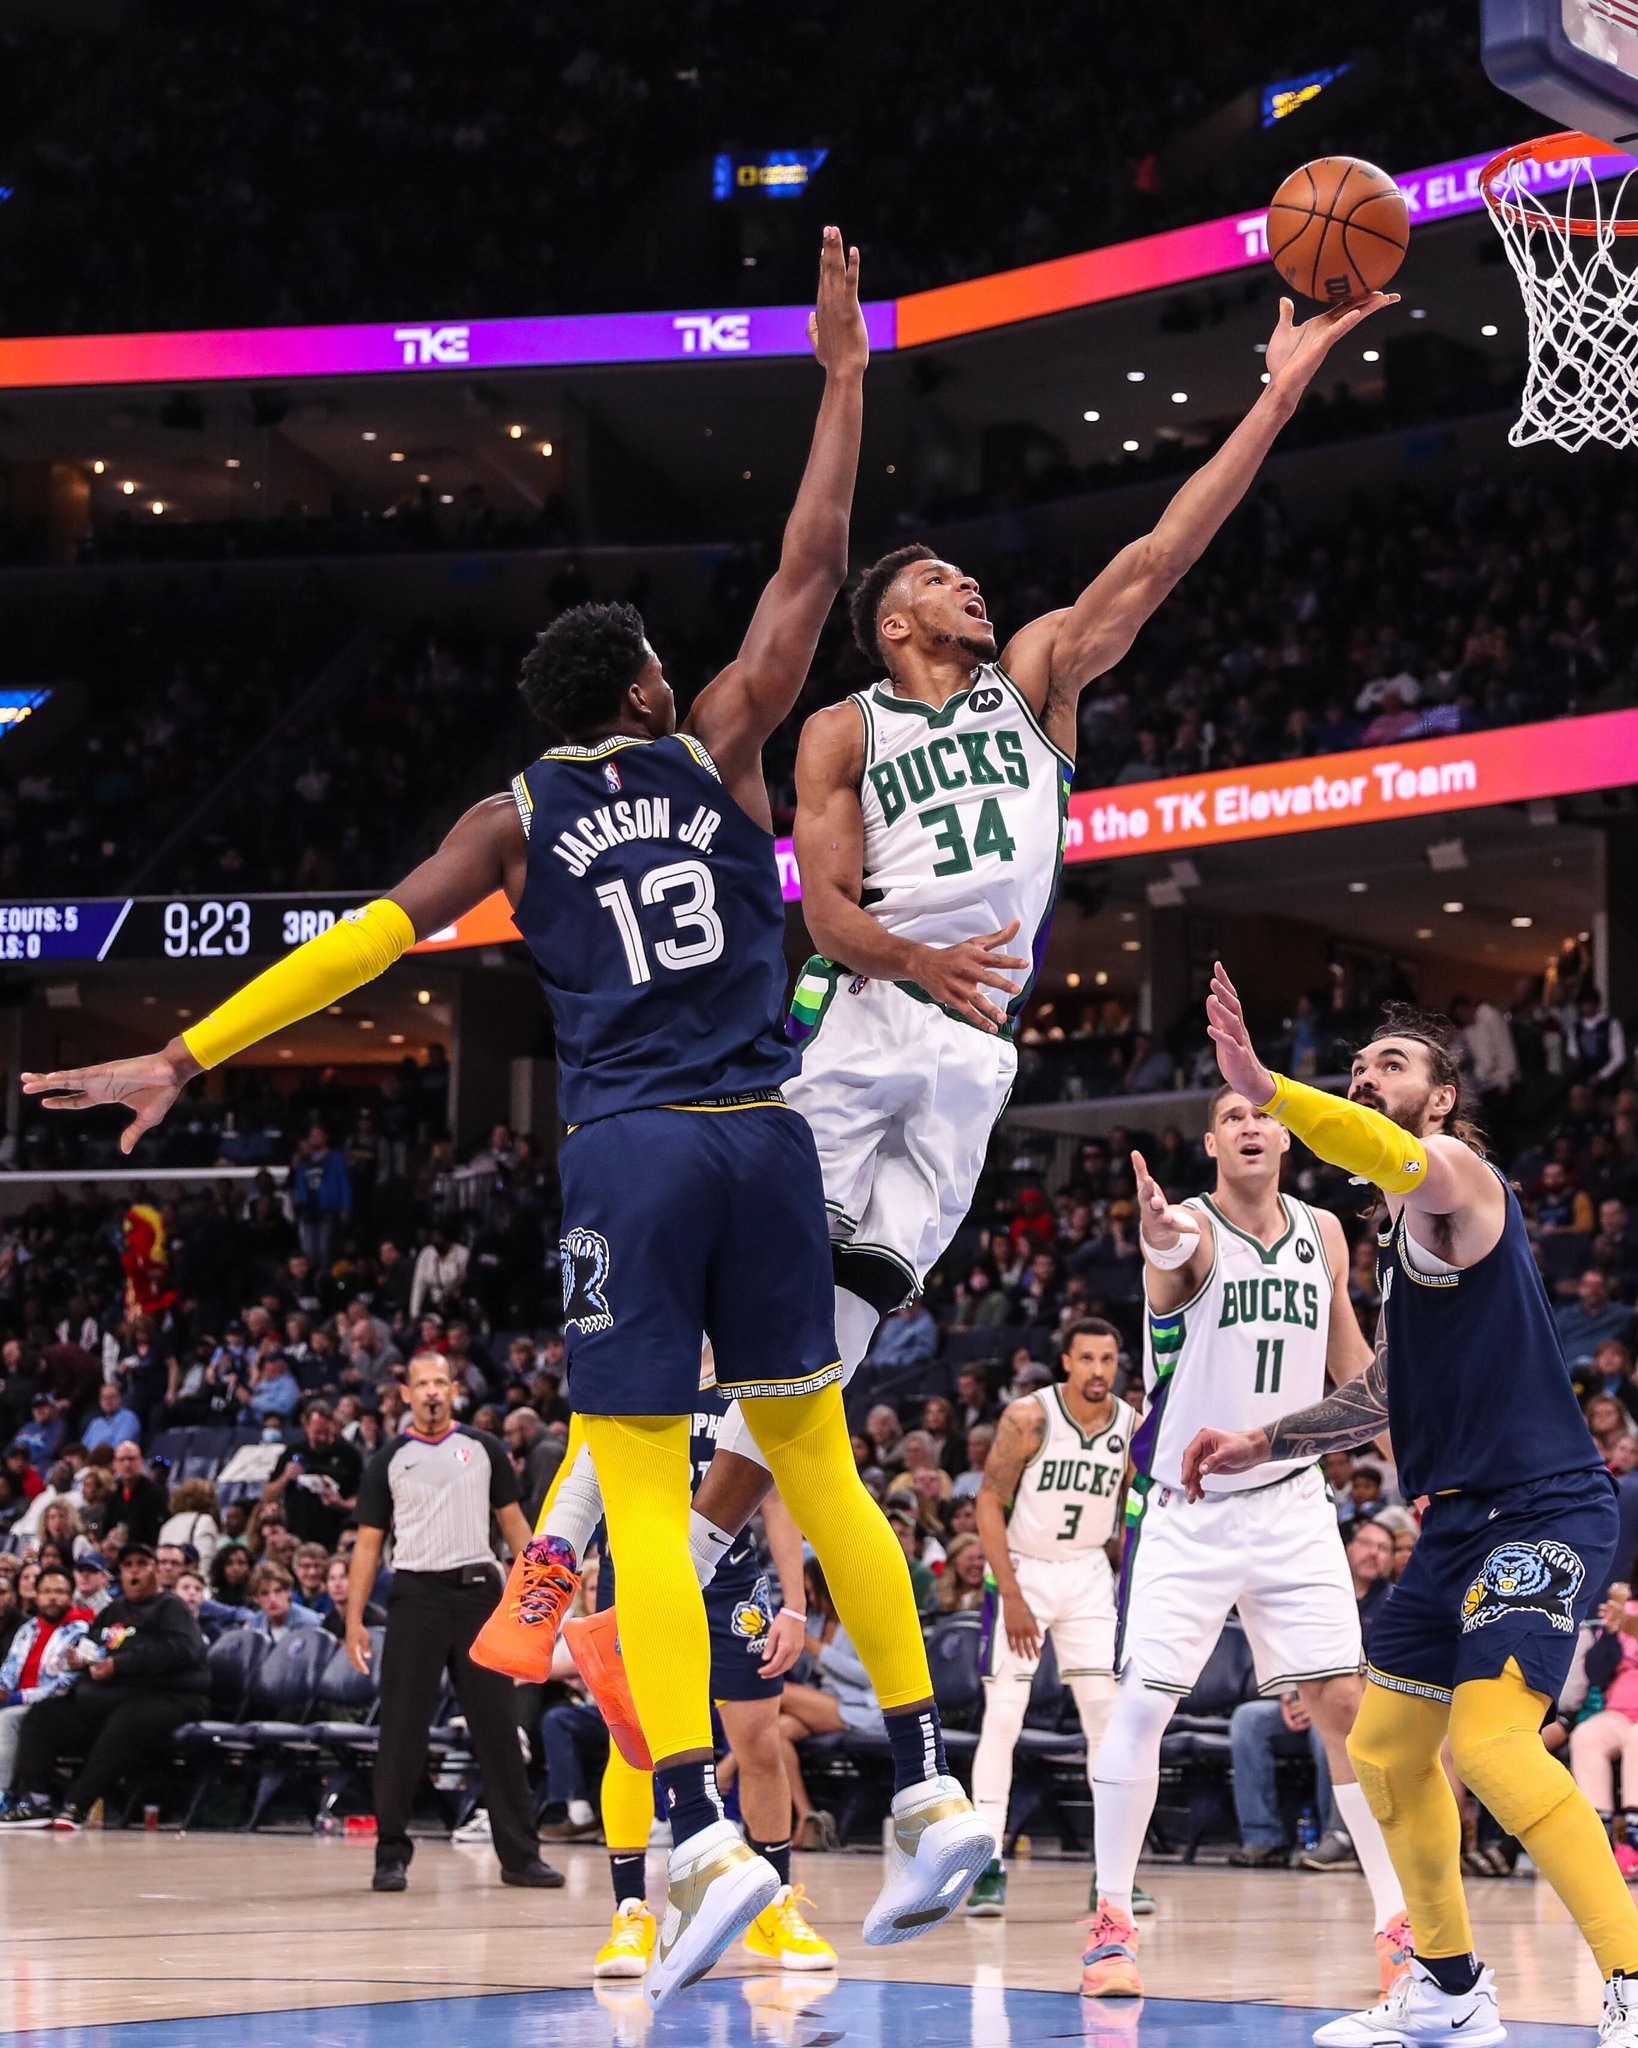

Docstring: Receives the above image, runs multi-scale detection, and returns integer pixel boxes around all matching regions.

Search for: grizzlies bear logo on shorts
[1461,1539,1586,1637]
[560,1226,614,1335]
[729,1572,774,1655]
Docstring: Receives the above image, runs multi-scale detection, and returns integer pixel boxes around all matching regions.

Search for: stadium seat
[1155,1620,1258,1860]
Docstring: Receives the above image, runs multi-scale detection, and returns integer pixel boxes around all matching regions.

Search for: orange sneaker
[564,1607,652,1771]
[1080,1901,1143,1998]
[470,1538,580,1683]
[1375,1910,1414,1995]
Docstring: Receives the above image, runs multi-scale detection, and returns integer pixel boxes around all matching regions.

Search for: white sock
[1090,1678,1176,1919]
[542,1442,603,1559]
[689,1507,736,1591]
[567,1798,596,1826]
[834,1285,880,1380]
[1334,1780,1406,1933]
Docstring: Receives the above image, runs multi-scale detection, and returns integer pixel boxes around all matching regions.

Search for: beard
[928,626,998,665]
[1349,1082,1434,1137]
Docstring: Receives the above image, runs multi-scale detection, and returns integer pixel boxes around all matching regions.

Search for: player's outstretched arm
[21,795,521,1153]
[792,704,1028,1033]
[685,226,867,823]
[1181,1348,1391,1502]
[1205,958,1492,1217]
[998,291,1398,755]
[1132,1146,1209,1311]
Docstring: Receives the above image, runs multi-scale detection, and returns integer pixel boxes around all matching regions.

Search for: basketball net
[1482,131,1638,451]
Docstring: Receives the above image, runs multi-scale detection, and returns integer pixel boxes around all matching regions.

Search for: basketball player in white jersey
[525,288,1395,1671]
[1080,1086,1410,2002]
[966,1317,1136,1916]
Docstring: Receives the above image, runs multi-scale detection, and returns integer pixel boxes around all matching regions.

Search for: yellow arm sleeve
[1261,1072,1429,1195]
[181,898,415,1070]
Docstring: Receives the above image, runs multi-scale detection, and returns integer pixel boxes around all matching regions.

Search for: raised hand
[21,1046,195,1155]
[1264,291,1398,399]
[1131,1148,1202,1253]
[807,225,867,377]
[1205,961,1276,1107]
[910,920,1029,1035]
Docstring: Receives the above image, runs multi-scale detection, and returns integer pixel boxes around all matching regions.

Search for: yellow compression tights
[1449,1660,1638,1977]
[580,1413,712,1766]
[602,1746,655,1857]
[741,1383,932,1712]
[1346,1681,1471,1959]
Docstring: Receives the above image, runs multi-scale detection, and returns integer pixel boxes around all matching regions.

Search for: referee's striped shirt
[357,1424,519,1571]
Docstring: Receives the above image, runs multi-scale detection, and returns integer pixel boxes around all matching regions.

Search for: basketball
[1266,155,1409,304]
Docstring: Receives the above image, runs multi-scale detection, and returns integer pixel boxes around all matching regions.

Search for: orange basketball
[1266,155,1409,305]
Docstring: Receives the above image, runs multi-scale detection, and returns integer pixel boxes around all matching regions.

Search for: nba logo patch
[453,1441,474,1465]
[603,761,622,793]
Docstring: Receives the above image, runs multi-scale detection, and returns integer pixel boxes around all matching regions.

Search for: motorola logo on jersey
[1295,1237,1316,1263]
[560,1227,614,1334]
[968,686,1005,714]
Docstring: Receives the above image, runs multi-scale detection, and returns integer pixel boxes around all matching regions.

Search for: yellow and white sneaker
[742,1884,838,1971]
[862,1775,996,1946]
[645,1819,781,2011]
[593,1898,656,1980]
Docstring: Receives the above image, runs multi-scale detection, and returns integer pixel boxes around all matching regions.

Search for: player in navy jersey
[1181,984,1638,2048]
[23,227,991,2009]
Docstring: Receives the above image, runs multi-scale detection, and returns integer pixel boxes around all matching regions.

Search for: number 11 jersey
[1136,1193,1334,1496]
[511,734,797,1128]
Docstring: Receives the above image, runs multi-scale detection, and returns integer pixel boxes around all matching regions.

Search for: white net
[1483,144,1638,451]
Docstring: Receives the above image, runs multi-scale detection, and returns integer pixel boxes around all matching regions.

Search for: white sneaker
[645,1819,780,2011]
[1312,1961,1505,2046]
[451,1808,492,1845]
[862,1774,996,1947]
[1603,1972,1638,2046]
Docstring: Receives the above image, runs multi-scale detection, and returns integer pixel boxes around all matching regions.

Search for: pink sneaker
[1615,1841,1638,1882]
[1081,1901,1143,1998]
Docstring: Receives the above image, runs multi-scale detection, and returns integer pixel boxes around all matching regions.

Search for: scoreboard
[0,893,520,965]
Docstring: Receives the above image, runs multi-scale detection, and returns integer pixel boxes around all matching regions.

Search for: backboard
[1483,0,1638,144]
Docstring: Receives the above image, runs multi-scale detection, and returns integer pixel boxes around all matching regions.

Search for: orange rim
[1481,130,1638,236]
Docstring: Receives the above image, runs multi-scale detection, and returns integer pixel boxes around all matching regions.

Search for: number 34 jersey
[1005,1387,1137,1563]
[510,734,797,1129]
[1137,1194,1334,1497]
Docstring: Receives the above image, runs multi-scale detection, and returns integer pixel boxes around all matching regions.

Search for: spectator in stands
[502,1407,560,1525]
[0,1566,88,1802]
[954,1425,995,1499]
[0,1571,20,1662]
[247,1349,301,1428]
[539,1693,606,1841]
[1338,1465,1385,1533]
[1558,1271,1637,1368]
[954,1366,996,1433]
[248,1560,324,1642]
[13,1392,63,1474]
[1570,990,1629,1087]
[262,1401,362,1551]
[884,1504,939,1618]
[82,1383,142,1455]
[115,1319,172,1432]
[409,1228,468,1320]
[291,1543,331,1614]
[918,1398,960,1476]
[938,1535,988,1614]
[71,1553,113,1616]
[290,1125,352,1273]
[1533,1162,1595,1236]
[158,1480,221,1574]
[101,1442,165,1549]
[1588,1395,1637,1468]
[1230,1686,1329,1868]
[1570,1583,1638,1875]
[1,1543,209,1829]
[172,1566,247,1644]
[1372,1506,1420,1582]
[152,1543,190,1591]
[322,1555,383,1641]
[2,1443,42,1505]
[211,1545,254,1609]
[864,1404,905,1471]
[777,1559,883,1852]
[36,1498,86,1566]
[869,1299,938,1368]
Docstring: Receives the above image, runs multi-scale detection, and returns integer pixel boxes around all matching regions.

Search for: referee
[346,1350,563,1894]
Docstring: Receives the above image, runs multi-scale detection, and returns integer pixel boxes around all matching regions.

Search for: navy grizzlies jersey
[1379,1168,1601,1498]
[510,733,797,1127]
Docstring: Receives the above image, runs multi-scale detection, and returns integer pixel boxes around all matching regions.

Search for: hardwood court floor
[0,1833,1612,2043]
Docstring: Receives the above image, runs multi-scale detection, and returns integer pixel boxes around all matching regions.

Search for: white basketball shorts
[1117,1466,1362,1696]
[784,969,1017,1309]
[984,1549,1118,1687]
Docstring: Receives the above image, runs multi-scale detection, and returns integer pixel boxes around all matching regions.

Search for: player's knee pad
[1448,1674,1573,1840]
[712,1400,771,1476]
[1346,1683,1445,1829]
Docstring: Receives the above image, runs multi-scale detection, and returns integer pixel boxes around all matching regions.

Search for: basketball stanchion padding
[1481,130,1638,450]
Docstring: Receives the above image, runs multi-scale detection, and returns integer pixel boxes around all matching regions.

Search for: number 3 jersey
[1004,1387,1136,1562]
[848,665,1069,1026]
[510,733,797,1128]
[1136,1193,1334,1496]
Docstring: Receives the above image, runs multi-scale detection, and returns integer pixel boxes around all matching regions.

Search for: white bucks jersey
[855,666,1069,1015]
[1005,1387,1136,1562]
[1140,1194,1333,1495]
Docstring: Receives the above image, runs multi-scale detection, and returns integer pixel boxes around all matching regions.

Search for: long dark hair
[1365,1003,1487,1157]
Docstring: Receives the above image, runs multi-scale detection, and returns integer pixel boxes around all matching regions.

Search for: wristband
[1141,1231,1196,1270]
[778,1607,807,1625]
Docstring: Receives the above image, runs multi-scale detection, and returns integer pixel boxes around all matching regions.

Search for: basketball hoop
[1481,130,1638,450]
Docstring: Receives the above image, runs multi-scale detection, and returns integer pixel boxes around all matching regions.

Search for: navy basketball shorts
[1368,1466,1618,1706]
[557,1099,840,1416]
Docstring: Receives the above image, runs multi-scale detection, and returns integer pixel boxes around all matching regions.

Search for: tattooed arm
[1180,1317,1390,1501]
[977,1395,1047,1660]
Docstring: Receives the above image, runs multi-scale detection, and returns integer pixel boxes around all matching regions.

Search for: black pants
[374,1570,539,1872]
[14,1684,194,1810]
